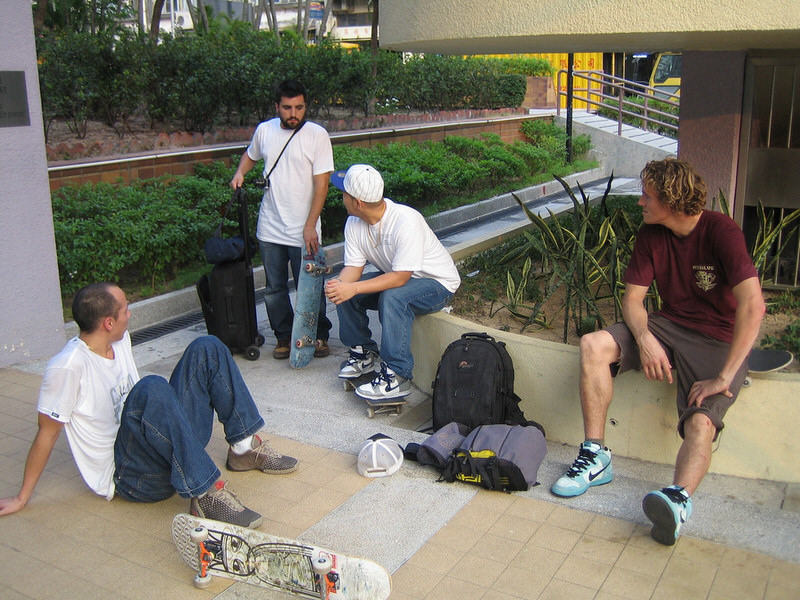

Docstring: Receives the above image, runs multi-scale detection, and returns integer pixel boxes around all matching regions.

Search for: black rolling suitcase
[197,187,264,360]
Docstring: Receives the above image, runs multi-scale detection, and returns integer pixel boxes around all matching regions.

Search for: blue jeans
[260,241,332,341]
[336,273,453,380]
[113,336,264,502]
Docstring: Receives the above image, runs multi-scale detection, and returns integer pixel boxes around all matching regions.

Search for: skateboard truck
[313,555,335,599]
[295,334,314,348]
[190,526,214,589]
[365,398,407,418]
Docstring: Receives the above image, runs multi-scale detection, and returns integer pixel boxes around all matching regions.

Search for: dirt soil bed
[452,284,799,372]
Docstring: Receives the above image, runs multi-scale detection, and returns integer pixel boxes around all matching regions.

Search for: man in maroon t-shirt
[551,159,765,546]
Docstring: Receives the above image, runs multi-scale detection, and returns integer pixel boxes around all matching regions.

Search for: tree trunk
[318,0,334,38]
[149,0,165,41]
[267,0,280,43]
[33,0,48,33]
[301,0,311,41]
[371,0,379,78]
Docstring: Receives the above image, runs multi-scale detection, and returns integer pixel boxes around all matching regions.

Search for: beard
[280,116,303,130]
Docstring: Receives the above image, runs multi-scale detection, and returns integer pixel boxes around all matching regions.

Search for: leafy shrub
[51,125,593,300]
[37,33,536,138]
[52,178,230,295]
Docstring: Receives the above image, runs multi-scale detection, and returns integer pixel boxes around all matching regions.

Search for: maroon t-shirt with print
[624,210,758,343]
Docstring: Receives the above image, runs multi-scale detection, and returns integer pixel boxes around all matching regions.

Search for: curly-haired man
[551,159,765,545]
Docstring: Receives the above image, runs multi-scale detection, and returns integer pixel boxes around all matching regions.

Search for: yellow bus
[649,52,681,99]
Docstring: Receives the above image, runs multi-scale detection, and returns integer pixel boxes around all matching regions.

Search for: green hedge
[36,25,530,138]
[52,126,589,297]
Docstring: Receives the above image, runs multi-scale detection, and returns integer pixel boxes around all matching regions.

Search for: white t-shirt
[37,331,140,500]
[343,199,461,293]
[246,119,334,246]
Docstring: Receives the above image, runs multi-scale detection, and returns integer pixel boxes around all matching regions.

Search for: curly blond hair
[640,158,707,216]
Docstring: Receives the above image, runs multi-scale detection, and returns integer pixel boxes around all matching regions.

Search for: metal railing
[556,69,680,137]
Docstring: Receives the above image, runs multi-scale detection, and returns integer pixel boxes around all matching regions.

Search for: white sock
[231,435,255,455]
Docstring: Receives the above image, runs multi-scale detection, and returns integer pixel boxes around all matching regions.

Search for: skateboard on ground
[339,371,407,418]
[172,513,391,599]
[743,348,793,386]
[290,250,332,369]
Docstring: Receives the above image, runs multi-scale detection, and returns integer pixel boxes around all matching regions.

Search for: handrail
[556,69,680,137]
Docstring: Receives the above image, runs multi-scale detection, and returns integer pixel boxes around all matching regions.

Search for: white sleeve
[37,365,81,423]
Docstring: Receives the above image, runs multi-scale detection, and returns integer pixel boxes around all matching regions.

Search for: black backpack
[431,332,543,434]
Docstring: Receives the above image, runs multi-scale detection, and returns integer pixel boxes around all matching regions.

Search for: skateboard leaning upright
[290,249,332,368]
[172,513,392,599]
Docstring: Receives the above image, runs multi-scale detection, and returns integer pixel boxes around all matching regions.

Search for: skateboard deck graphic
[172,513,391,599]
[291,250,331,369]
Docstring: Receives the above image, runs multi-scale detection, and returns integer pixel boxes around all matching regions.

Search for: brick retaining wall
[48,109,541,191]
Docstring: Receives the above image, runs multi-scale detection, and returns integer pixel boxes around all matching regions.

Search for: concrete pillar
[0,2,65,366]
[677,51,747,212]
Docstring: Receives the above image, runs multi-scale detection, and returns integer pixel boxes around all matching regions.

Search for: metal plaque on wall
[0,71,31,128]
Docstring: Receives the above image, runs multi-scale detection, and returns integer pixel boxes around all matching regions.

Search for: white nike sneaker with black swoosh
[642,486,693,546]
[551,441,613,497]
[355,362,412,401]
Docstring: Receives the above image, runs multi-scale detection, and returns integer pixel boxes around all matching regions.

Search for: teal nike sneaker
[551,441,613,497]
[642,486,693,546]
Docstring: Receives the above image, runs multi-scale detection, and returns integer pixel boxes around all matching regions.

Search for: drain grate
[131,312,205,346]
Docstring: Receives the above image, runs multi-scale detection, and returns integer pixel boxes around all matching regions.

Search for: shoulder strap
[265,120,306,180]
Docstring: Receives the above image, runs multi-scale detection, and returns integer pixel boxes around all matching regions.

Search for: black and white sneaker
[355,362,412,401]
[339,345,378,378]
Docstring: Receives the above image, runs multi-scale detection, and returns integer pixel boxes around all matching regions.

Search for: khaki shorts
[605,314,748,439]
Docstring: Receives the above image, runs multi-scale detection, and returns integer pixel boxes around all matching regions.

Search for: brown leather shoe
[273,338,290,359]
[314,339,330,358]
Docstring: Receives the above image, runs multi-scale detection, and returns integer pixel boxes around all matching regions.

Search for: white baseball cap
[357,434,404,477]
[330,164,384,203]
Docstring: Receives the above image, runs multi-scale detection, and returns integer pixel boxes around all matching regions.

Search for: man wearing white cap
[325,164,461,400]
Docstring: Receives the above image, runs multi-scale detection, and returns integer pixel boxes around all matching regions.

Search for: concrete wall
[380,0,800,54]
[553,116,673,178]
[411,312,800,483]
[0,2,65,367]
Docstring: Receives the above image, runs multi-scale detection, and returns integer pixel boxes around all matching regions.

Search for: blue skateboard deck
[290,250,330,369]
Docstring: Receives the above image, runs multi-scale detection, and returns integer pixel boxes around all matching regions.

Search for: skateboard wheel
[190,526,209,543]
[312,556,333,575]
[325,266,333,274]
[305,263,315,272]
[295,339,303,348]
[245,346,260,361]
[194,572,213,589]
[367,407,376,418]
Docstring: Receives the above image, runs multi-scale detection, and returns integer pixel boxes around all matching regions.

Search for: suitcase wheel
[245,346,260,361]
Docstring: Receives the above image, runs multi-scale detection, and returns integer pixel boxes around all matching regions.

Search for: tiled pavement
[2,358,799,600]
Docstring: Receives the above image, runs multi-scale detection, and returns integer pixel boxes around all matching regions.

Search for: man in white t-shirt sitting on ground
[325,164,461,400]
[0,283,297,527]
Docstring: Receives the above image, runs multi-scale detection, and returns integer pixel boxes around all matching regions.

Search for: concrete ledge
[410,311,800,483]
